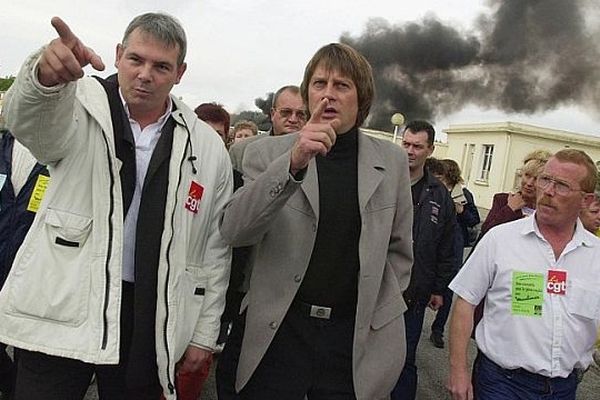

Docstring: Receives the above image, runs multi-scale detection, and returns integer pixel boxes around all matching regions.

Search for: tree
[0,76,15,92]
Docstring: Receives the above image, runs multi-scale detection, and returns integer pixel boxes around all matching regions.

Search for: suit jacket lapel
[357,132,385,213]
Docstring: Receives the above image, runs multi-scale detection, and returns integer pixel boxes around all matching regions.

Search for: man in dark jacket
[0,129,49,398]
[391,120,457,400]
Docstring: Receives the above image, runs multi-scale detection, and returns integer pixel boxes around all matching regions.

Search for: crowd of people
[0,11,599,400]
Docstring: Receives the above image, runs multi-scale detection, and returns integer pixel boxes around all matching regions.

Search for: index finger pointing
[51,17,79,47]
[308,98,328,124]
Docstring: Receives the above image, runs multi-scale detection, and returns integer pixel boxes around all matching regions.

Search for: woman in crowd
[479,149,551,236]
[231,120,258,145]
[427,158,480,348]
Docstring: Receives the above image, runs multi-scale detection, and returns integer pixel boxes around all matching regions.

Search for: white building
[443,122,600,210]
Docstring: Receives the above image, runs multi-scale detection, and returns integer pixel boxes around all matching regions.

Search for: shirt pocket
[568,279,600,320]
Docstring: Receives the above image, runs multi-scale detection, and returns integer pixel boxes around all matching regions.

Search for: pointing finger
[51,17,79,48]
[308,98,328,124]
[85,47,106,71]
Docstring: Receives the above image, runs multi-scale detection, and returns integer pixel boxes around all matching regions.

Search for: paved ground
[83,308,600,399]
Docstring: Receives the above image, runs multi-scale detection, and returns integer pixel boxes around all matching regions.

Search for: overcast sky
[2,0,599,139]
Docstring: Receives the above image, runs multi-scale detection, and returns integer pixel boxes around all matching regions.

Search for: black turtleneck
[297,127,361,308]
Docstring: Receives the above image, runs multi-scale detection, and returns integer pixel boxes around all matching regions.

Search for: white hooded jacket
[0,50,232,399]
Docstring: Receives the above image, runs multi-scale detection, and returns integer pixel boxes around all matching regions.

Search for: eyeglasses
[273,108,307,120]
[535,174,582,196]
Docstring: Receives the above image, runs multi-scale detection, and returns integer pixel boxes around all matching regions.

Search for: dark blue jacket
[0,131,49,288]
[457,187,480,247]
[404,171,457,304]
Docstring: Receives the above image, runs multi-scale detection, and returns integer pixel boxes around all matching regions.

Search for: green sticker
[511,271,544,317]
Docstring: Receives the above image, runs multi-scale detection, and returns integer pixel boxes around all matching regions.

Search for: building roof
[444,121,600,148]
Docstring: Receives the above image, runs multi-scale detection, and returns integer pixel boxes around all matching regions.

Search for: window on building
[478,144,494,182]
[462,143,476,183]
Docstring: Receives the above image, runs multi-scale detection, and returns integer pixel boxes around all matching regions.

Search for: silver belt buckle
[310,305,332,319]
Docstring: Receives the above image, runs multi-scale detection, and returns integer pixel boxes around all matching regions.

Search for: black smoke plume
[341,0,600,131]
[254,92,274,116]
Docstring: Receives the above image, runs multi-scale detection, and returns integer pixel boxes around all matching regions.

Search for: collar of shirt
[523,212,597,249]
[118,89,173,136]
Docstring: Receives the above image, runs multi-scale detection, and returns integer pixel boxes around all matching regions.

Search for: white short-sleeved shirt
[449,214,600,377]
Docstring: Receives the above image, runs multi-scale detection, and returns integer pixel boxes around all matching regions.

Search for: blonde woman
[480,149,552,236]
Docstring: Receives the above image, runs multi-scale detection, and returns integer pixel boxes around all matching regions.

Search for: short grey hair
[122,12,187,66]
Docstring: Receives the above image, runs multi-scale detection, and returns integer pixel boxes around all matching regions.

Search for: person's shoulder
[230,134,266,154]
[77,76,109,100]
[492,192,510,203]
[358,130,408,172]
[175,102,228,150]
[488,215,530,237]
[245,132,297,156]
[427,172,449,194]
[359,130,405,156]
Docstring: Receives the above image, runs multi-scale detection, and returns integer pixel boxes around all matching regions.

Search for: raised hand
[38,17,105,87]
[507,191,526,212]
[289,98,338,175]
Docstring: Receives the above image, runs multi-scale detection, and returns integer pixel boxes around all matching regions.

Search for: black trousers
[13,282,161,400]
[0,342,15,396]
[217,304,357,400]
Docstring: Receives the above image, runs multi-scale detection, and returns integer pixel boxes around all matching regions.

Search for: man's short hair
[404,120,435,146]
[301,43,374,128]
[194,103,230,135]
[521,149,552,177]
[553,149,597,193]
[122,12,187,66]
[232,120,258,136]
[272,85,301,110]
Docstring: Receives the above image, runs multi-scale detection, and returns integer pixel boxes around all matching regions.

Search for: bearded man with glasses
[447,149,600,400]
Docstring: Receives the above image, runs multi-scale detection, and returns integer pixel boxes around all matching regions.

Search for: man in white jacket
[0,13,232,400]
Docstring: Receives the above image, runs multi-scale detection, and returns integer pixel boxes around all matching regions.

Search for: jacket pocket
[45,208,93,246]
[172,264,208,358]
[9,208,93,326]
[371,296,407,330]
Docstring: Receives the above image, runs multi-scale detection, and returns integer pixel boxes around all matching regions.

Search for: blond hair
[232,120,258,136]
[521,149,552,177]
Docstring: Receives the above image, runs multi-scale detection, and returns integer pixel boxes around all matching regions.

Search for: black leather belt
[291,299,355,320]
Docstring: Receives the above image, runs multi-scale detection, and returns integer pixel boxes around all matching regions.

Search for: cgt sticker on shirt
[185,181,204,214]
[547,270,567,295]
[27,175,50,213]
[511,271,544,317]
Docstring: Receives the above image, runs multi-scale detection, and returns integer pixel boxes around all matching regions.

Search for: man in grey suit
[217,43,413,400]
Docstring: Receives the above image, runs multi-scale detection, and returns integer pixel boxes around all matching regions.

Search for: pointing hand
[38,17,105,87]
[290,98,337,175]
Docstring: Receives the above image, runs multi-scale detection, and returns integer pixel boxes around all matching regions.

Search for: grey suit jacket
[219,130,413,400]
[228,133,269,172]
